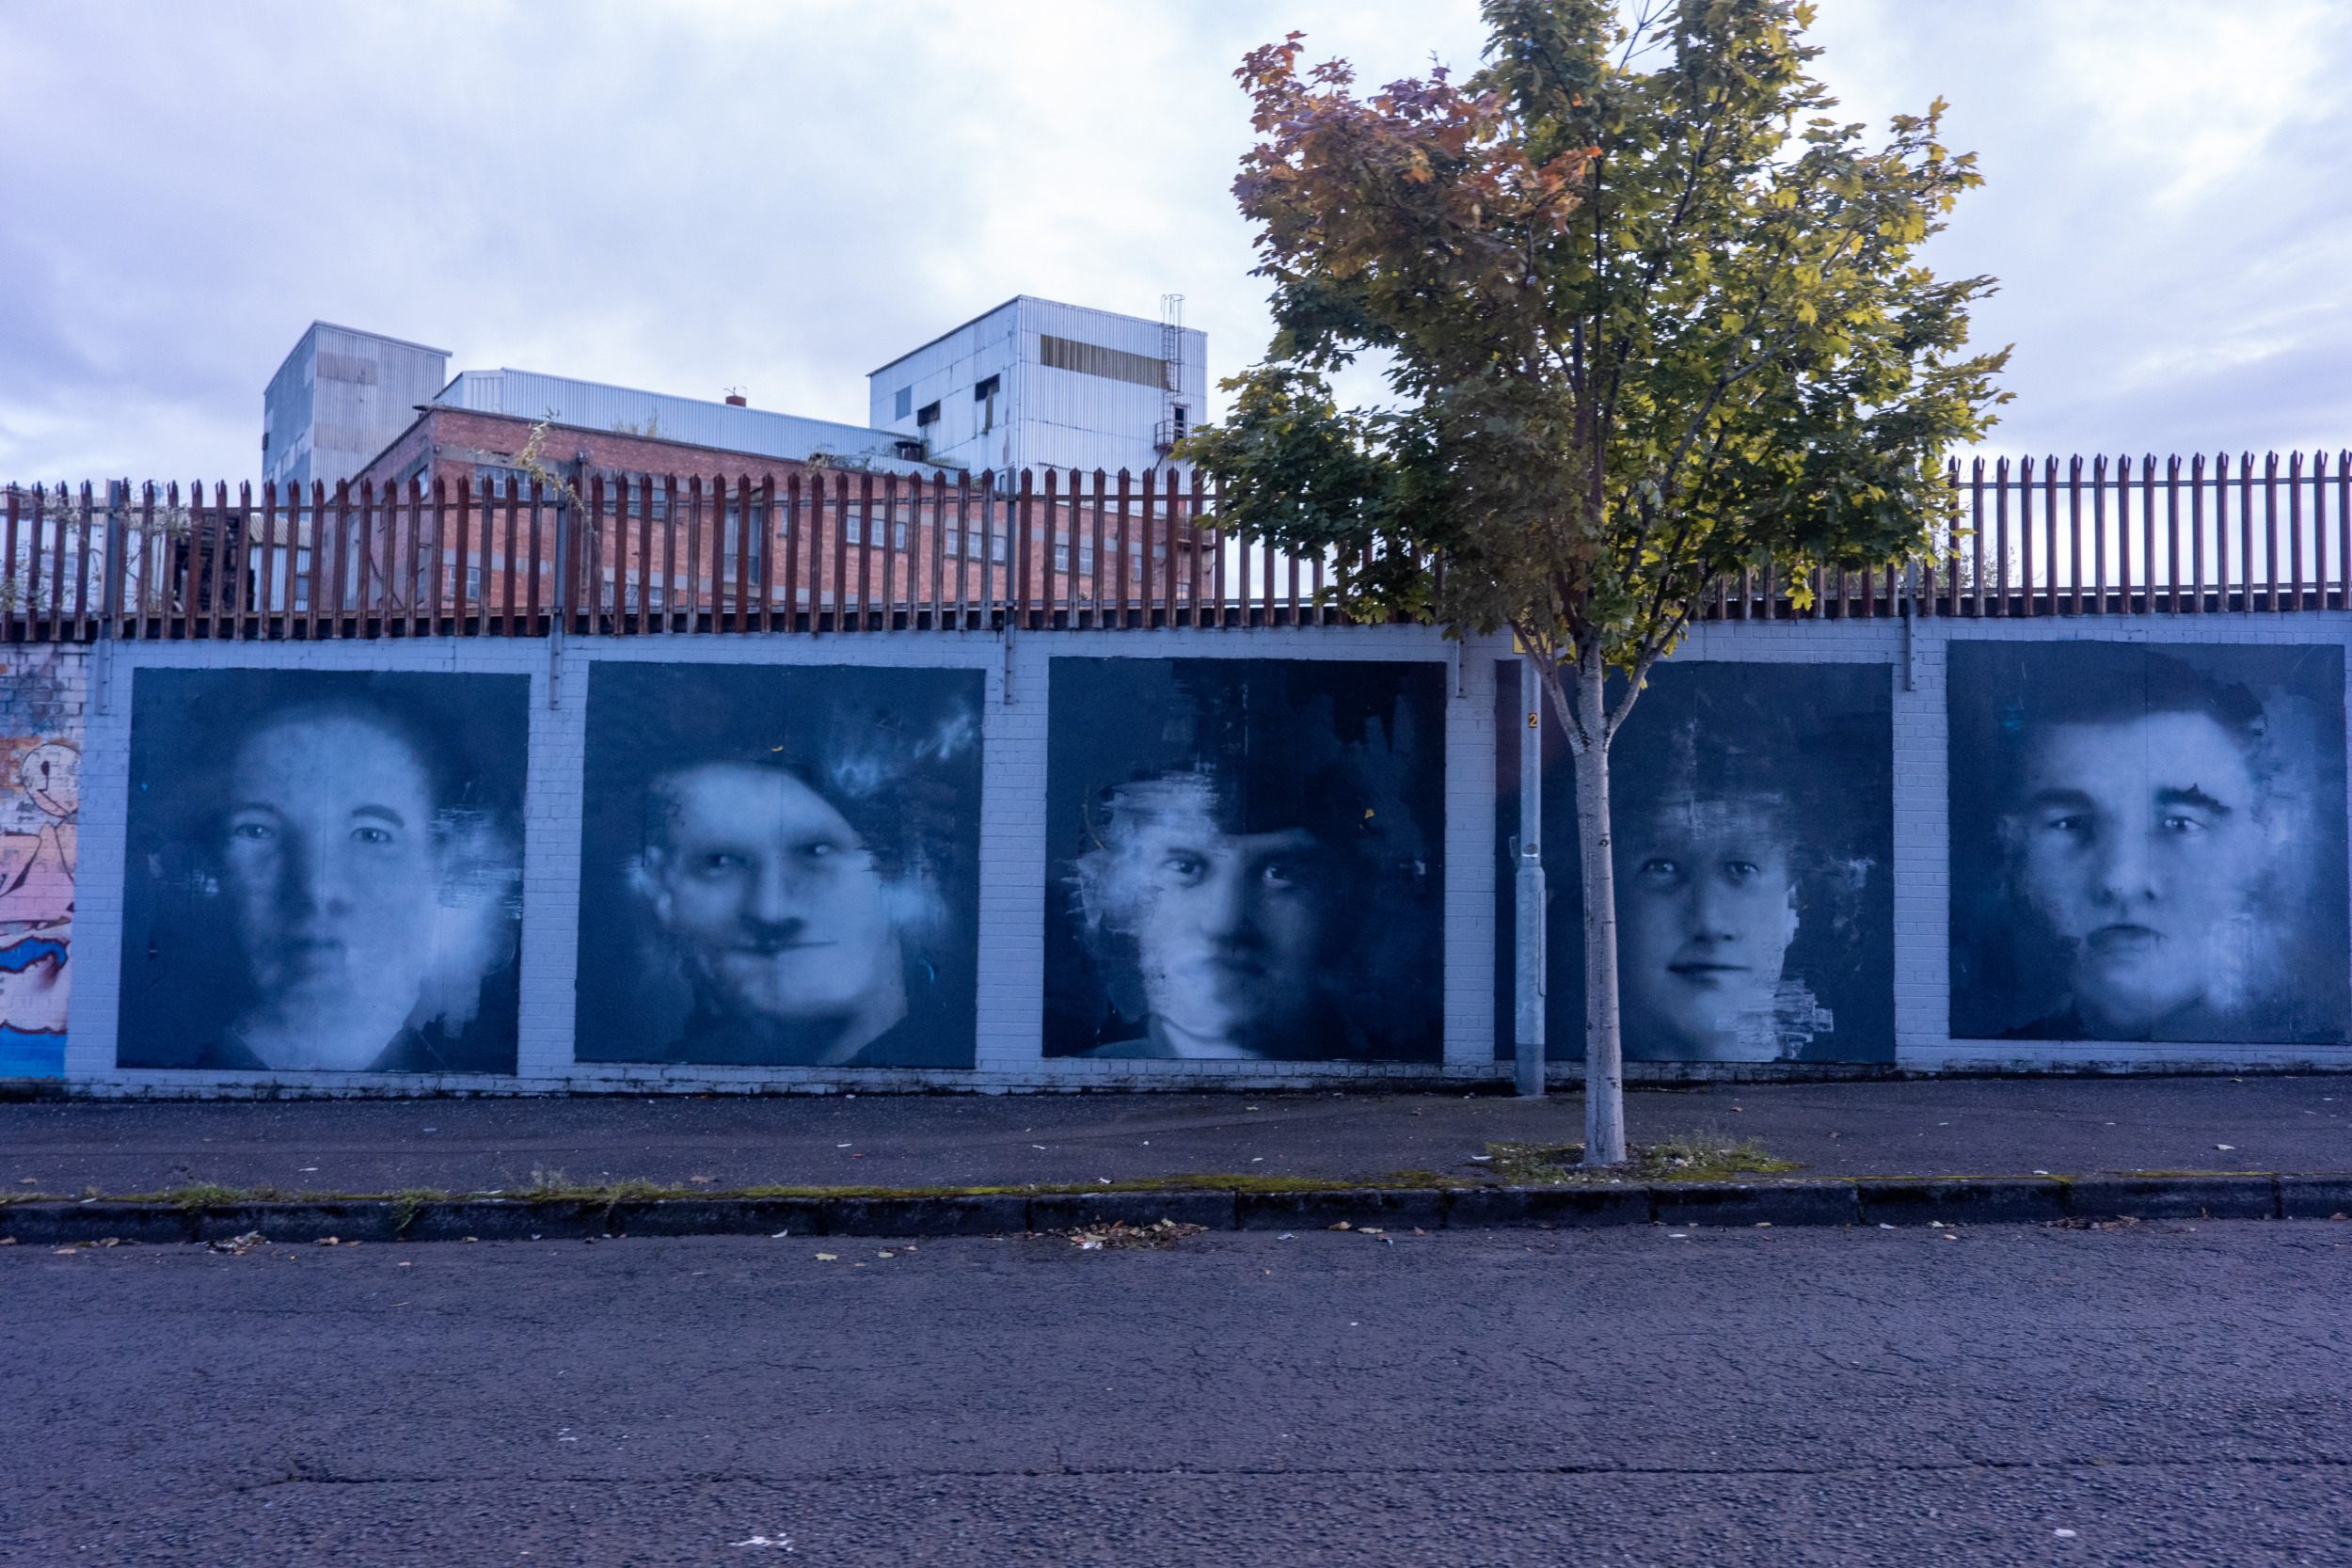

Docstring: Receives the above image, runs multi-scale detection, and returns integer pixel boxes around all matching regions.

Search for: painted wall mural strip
[1947,641,2349,1045]
[1045,657,1446,1062]
[116,670,528,1074]
[1497,659,1898,1065]
[575,662,985,1069]
[0,645,81,1076]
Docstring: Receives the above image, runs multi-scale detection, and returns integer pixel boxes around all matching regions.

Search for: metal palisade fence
[3,451,2348,641]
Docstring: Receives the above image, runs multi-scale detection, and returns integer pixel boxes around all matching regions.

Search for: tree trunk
[1571,643,1627,1165]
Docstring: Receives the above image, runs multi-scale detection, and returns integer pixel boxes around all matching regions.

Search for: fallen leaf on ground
[1060,1221,1206,1251]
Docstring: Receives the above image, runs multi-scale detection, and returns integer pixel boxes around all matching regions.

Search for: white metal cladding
[866,296,1208,480]
[868,300,1025,477]
[437,370,911,469]
[263,322,451,492]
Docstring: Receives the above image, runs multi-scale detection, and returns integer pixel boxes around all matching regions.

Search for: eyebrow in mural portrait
[1047,658,1446,1063]
[578,664,985,1070]
[1949,642,2350,1045]
[118,673,528,1075]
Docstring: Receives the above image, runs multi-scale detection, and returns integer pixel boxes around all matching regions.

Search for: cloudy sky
[3,0,2346,483]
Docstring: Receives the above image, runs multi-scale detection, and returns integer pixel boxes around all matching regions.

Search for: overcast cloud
[2,0,2346,483]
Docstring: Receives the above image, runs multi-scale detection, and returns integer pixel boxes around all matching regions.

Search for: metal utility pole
[1514,657,1547,1097]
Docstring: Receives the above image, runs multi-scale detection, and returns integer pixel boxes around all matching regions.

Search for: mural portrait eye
[1722,860,1761,884]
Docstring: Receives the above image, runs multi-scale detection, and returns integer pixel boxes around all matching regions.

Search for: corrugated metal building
[432,369,914,470]
[262,323,451,492]
[263,293,1202,492]
[866,296,1208,481]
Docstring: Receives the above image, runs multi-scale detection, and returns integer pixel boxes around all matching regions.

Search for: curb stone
[1856,1178,2070,1227]
[1446,1184,1650,1227]
[2064,1173,2279,1222]
[2278,1173,2352,1219]
[3,1173,2342,1246]
[1653,1180,1861,1228]
[1236,1188,1447,1230]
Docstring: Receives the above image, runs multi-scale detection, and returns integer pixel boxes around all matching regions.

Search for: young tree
[1184,0,2007,1162]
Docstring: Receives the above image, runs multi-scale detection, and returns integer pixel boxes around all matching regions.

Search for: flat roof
[867,296,1025,380]
[269,320,452,390]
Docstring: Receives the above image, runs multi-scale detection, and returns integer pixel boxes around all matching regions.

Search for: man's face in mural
[1617,799,1801,1060]
[2007,710,2263,1037]
[637,763,907,1058]
[1090,778,1330,1057]
[220,714,439,1070]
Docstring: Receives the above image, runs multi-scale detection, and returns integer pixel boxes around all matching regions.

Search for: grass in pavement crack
[1483,1130,1801,1184]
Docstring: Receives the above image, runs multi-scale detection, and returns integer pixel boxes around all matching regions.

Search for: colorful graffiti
[0,733,78,1075]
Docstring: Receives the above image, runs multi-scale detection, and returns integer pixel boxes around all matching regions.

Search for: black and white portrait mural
[1498,660,1895,1063]
[1948,641,2348,1044]
[118,670,527,1074]
[1045,658,1445,1062]
[577,663,982,1069]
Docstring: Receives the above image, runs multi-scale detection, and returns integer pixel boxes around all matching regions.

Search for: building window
[974,374,1000,435]
[916,400,940,430]
[1171,404,1188,440]
[894,387,913,420]
[1038,334,1168,389]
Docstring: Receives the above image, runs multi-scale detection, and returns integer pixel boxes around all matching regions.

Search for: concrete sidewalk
[4,1075,2346,1199]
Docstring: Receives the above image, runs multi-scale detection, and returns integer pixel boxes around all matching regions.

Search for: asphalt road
[6,1075,2348,1198]
[6,1217,2347,1566]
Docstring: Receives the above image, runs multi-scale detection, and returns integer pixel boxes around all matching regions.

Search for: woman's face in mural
[637,763,907,1060]
[2008,709,2264,1037]
[1617,799,1800,1060]
[1089,778,1331,1058]
[219,715,439,1070]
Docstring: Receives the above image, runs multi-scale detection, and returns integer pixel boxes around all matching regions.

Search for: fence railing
[4,451,2346,641]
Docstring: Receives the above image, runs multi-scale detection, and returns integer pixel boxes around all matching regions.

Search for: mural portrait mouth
[1667,960,1751,986]
[2083,923,2163,958]
[732,937,837,957]
[278,938,350,975]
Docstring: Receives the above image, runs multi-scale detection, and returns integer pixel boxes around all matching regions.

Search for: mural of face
[1617,800,1801,1060]
[637,763,907,1063]
[1090,777,1329,1058]
[220,715,440,1070]
[2008,710,2263,1037]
